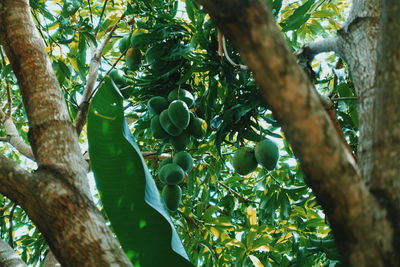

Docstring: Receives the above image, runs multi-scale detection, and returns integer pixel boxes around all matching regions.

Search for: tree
[0,0,398,266]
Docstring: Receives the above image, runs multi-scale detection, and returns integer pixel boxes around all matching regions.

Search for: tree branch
[297,37,339,61]
[0,1,133,266]
[0,110,34,160]
[0,238,27,267]
[196,0,389,265]
[0,0,88,192]
[0,153,33,206]
[74,13,125,135]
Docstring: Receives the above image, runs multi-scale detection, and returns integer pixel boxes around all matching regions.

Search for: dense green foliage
[0,0,358,266]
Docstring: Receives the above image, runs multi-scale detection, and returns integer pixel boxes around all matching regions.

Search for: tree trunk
[371,0,400,262]
[196,0,400,265]
[0,239,27,267]
[336,0,380,184]
[0,1,132,266]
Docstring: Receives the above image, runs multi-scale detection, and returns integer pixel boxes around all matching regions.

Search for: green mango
[188,116,207,139]
[162,185,182,212]
[159,158,173,168]
[160,110,183,137]
[118,36,131,53]
[109,70,127,86]
[167,89,195,108]
[148,96,169,115]
[159,163,185,185]
[126,47,142,71]
[170,132,191,151]
[173,151,193,173]
[255,139,279,170]
[151,115,169,139]
[168,100,190,130]
[232,147,258,175]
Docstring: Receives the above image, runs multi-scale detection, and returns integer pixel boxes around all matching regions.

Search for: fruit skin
[125,47,142,71]
[168,89,195,108]
[148,96,168,115]
[109,70,127,86]
[168,100,190,130]
[159,163,184,185]
[159,110,183,137]
[173,151,193,172]
[159,158,173,168]
[170,132,191,151]
[232,147,258,175]
[150,115,168,139]
[162,185,182,212]
[255,139,279,170]
[118,36,131,53]
[188,116,207,139]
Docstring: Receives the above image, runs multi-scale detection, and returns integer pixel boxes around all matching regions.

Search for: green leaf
[87,77,193,266]
[281,0,314,31]
[185,0,196,23]
[278,192,291,218]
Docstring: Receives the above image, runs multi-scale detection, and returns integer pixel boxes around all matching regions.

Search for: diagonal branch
[0,153,33,206]
[74,13,125,135]
[196,0,391,265]
[0,110,34,160]
[0,0,87,192]
[0,2,133,266]
[297,37,339,62]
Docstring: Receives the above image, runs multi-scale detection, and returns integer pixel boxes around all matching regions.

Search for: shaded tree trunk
[196,0,400,265]
[0,239,27,267]
[0,1,132,266]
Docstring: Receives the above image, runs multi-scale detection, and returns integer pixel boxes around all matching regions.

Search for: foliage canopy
[0,0,358,266]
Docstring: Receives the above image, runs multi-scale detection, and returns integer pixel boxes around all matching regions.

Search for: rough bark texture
[0,110,34,159]
[0,238,28,267]
[196,0,396,266]
[0,1,133,266]
[371,0,400,264]
[0,0,88,193]
[336,0,380,183]
[43,251,61,267]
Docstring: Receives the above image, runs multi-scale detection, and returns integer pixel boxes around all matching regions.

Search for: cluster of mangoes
[148,88,207,150]
[118,34,142,71]
[158,152,193,212]
[147,88,207,211]
[232,139,279,175]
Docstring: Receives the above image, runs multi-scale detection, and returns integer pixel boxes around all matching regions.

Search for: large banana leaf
[87,77,193,266]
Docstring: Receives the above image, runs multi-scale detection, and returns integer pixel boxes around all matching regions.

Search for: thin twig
[87,51,125,101]
[217,30,223,57]
[331,97,358,101]
[95,0,109,37]
[0,109,34,159]
[218,181,253,203]
[178,210,201,229]
[222,35,248,70]
[31,11,49,47]
[87,0,93,24]
[0,49,12,117]
[74,12,125,135]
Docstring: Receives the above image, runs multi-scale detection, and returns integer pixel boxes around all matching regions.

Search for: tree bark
[371,0,400,264]
[0,0,88,193]
[336,0,380,184]
[0,1,133,266]
[0,238,28,267]
[196,0,396,265]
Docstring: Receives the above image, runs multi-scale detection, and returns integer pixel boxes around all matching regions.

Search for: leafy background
[0,0,356,266]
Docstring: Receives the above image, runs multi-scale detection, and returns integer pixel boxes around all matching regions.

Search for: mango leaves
[87,77,193,266]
